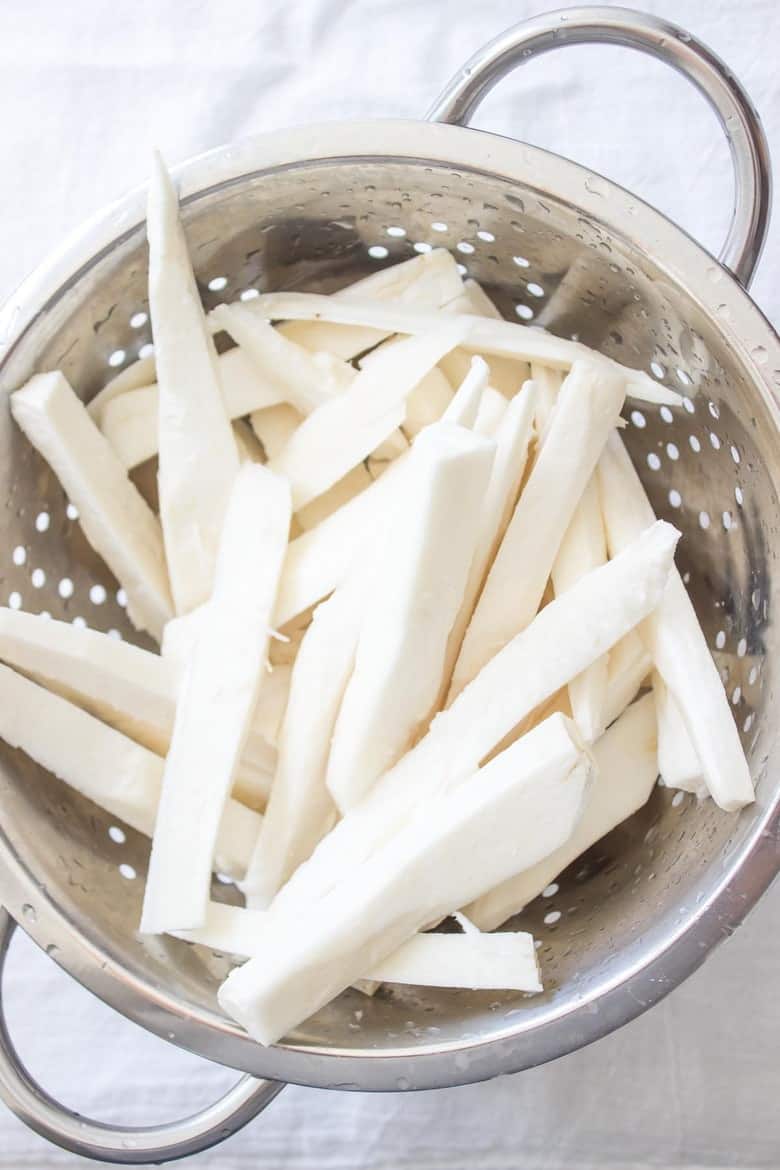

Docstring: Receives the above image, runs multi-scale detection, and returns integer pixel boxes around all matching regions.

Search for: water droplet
[751,345,768,365]
[45,944,59,957]
[396,1076,410,1090]
[584,175,610,198]
[22,903,37,923]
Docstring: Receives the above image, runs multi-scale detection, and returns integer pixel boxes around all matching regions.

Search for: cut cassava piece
[450,360,625,699]
[468,692,659,929]
[147,153,240,616]
[249,403,301,460]
[267,321,469,510]
[327,423,496,812]
[530,363,562,438]
[177,901,540,991]
[597,431,753,811]
[141,464,291,933]
[296,464,374,532]
[0,664,260,878]
[441,281,530,398]
[10,371,173,640]
[441,356,490,428]
[273,520,680,915]
[551,476,609,742]
[603,630,652,729]
[87,353,158,424]
[474,386,509,437]
[219,713,589,1044]
[654,673,707,797]
[99,347,288,470]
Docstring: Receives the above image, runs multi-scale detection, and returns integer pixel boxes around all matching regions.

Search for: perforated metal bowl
[0,7,777,1164]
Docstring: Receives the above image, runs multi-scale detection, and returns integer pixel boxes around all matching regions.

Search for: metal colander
[0,7,777,1164]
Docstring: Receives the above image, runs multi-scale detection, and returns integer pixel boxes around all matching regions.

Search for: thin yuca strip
[147,154,240,616]
[211,302,355,415]
[249,403,301,460]
[604,630,651,728]
[241,584,358,910]
[87,354,158,424]
[10,372,173,640]
[597,432,753,811]
[474,386,508,437]
[219,713,589,1044]
[327,424,496,812]
[442,383,538,700]
[274,521,679,914]
[468,692,658,930]
[100,348,287,470]
[176,902,540,991]
[451,360,624,698]
[530,363,562,437]
[268,321,468,510]
[247,291,681,406]
[551,476,609,742]
[441,356,490,428]
[358,340,453,439]
[0,664,260,878]
[296,464,373,532]
[441,281,530,397]
[141,465,291,933]
[654,673,707,797]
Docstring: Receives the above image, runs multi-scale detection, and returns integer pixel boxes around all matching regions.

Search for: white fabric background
[1,1,779,1167]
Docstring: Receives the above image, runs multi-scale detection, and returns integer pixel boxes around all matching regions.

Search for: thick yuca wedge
[468,692,658,929]
[247,291,681,406]
[598,432,753,811]
[603,630,652,728]
[530,363,562,437]
[296,464,373,532]
[274,521,679,914]
[0,664,260,878]
[654,673,707,797]
[177,901,540,991]
[10,372,173,640]
[552,476,609,742]
[147,154,240,616]
[451,361,624,698]
[100,348,287,470]
[474,386,508,437]
[219,713,590,1044]
[327,424,496,812]
[141,465,291,933]
[249,403,301,460]
[443,384,538,701]
[268,322,469,510]
[241,585,359,910]
[87,354,158,424]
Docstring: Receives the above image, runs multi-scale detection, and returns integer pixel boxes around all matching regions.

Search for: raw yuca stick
[141,465,290,933]
[441,281,530,397]
[177,902,540,991]
[220,713,589,1044]
[441,356,490,428]
[296,464,373,532]
[442,383,538,701]
[267,321,468,510]
[241,585,358,910]
[87,354,158,424]
[249,403,301,459]
[654,673,707,797]
[551,476,609,742]
[597,432,753,811]
[274,520,679,915]
[0,664,260,878]
[358,336,453,439]
[450,361,624,699]
[530,362,562,437]
[327,424,496,812]
[244,291,682,406]
[10,372,173,640]
[474,386,508,437]
[603,629,652,728]
[468,692,658,929]
[147,154,240,616]
[100,348,288,470]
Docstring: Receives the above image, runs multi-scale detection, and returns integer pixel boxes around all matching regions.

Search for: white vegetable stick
[442,384,538,703]
[451,361,625,698]
[177,902,540,991]
[468,692,658,929]
[442,281,530,397]
[147,154,240,616]
[598,432,753,811]
[403,366,454,436]
[473,386,508,437]
[530,362,562,438]
[269,322,468,510]
[141,465,291,932]
[274,520,679,914]
[277,248,465,358]
[327,424,496,812]
[100,348,287,469]
[246,291,680,406]
[0,664,260,878]
[654,673,707,797]
[295,464,373,532]
[242,585,359,910]
[552,476,609,742]
[249,403,301,460]
[10,371,173,640]
[604,630,652,728]
[87,354,158,424]
[441,356,489,428]
[220,713,588,1044]
[211,302,356,415]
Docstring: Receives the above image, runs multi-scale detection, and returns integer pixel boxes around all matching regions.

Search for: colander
[0,5,777,1164]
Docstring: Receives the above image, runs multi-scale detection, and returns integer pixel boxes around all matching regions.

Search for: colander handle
[426,5,772,288]
[0,908,284,1165]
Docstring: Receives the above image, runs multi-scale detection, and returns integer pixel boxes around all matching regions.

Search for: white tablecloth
[1,1,778,1167]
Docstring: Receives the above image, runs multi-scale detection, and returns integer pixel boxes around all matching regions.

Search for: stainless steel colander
[0,6,777,1164]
